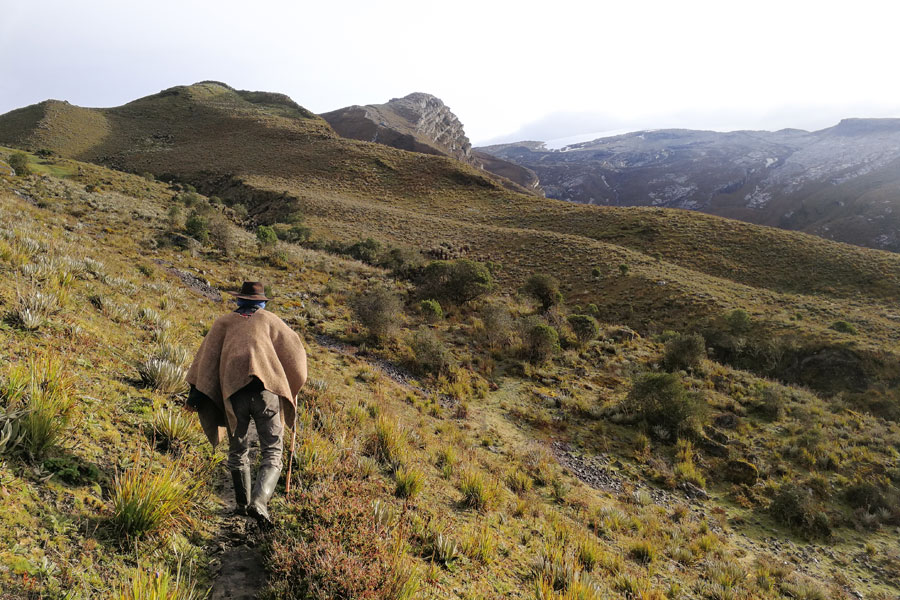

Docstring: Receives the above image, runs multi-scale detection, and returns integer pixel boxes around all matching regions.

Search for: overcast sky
[2,0,899,145]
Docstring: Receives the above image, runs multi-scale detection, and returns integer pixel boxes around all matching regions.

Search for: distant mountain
[478,120,900,251]
[321,93,541,194]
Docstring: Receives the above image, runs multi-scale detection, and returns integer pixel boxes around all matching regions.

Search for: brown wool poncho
[186,309,307,446]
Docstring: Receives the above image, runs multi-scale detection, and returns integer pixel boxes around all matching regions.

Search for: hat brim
[227,291,272,301]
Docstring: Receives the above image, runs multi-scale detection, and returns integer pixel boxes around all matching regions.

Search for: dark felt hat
[227,281,271,301]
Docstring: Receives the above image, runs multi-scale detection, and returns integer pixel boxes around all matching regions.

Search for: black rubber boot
[247,466,281,529]
[230,468,252,516]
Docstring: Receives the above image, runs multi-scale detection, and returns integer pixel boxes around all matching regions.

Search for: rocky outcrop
[321,94,542,195]
[477,120,900,252]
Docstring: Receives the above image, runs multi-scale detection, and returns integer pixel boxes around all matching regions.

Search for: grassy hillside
[0,150,899,600]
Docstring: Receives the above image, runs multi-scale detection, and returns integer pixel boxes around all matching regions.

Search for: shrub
[111,459,202,539]
[281,223,312,243]
[418,259,493,305]
[525,321,560,363]
[208,214,238,256]
[231,203,249,220]
[8,152,29,176]
[756,385,786,421]
[394,465,425,500]
[184,211,209,243]
[567,314,600,344]
[350,287,403,341]
[410,326,454,375]
[662,332,706,371]
[419,298,442,322]
[347,238,382,264]
[621,372,706,438]
[256,225,278,251]
[769,483,831,537]
[480,303,516,350]
[522,274,563,311]
[830,320,857,334]
[618,264,629,276]
[725,309,752,335]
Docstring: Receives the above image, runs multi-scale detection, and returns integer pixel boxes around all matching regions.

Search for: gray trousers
[226,380,284,471]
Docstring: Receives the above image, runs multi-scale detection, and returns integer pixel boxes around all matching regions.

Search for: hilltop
[321,93,541,194]
[477,120,900,252]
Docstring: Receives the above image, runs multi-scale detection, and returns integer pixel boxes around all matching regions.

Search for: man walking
[185,281,307,527]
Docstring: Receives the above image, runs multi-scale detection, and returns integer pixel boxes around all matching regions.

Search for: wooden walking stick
[285,395,299,496]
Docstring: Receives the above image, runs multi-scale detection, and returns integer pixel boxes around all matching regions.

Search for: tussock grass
[458,469,497,511]
[12,355,74,459]
[367,414,408,469]
[394,465,424,500]
[110,457,203,539]
[115,561,207,600]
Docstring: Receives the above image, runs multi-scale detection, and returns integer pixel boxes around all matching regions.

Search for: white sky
[2,0,900,144]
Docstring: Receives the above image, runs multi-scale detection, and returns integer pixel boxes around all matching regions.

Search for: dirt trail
[208,426,266,600]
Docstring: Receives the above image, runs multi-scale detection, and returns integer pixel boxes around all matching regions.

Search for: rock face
[321,94,541,194]
[477,120,900,252]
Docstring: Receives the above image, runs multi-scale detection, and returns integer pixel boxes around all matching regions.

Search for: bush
[184,211,209,244]
[418,259,493,305]
[281,224,312,243]
[348,238,382,264]
[521,274,562,311]
[209,214,238,256]
[8,152,29,176]
[419,299,442,322]
[725,309,752,335]
[662,333,706,371]
[350,287,403,341]
[830,320,857,334]
[256,225,278,251]
[525,320,560,363]
[410,327,454,374]
[621,372,706,438]
[769,483,831,537]
[567,314,600,344]
[479,303,515,350]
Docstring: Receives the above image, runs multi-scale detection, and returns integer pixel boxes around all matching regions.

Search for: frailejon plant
[139,358,187,395]
[150,408,204,453]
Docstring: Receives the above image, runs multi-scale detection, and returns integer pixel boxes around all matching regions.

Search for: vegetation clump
[567,314,600,345]
[350,287,403,342]
[417,259,493,305]
[662,332,706,371]
[621,372,706,438]
[8,152,29,176]
[524,320,560,363]
[522,273,563,311]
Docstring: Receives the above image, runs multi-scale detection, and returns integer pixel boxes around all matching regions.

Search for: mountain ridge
[477,119,900,251]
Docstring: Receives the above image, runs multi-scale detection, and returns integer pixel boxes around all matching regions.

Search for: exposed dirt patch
[208,425,265,600]
[155,259,223,301]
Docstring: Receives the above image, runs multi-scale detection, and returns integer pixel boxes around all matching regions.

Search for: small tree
[410,326,454,374]
[256,225,278,253]
[184,211,209,244]
[567,314,600,344]
[725,309,752,336]
[622,372,706,438]
[8,152,29,177]
[209,214,238,257]
[525,321,560,363]
[351,288,403,342]
[480,303,515,351]
[348,238,381,264]
[662,333,706,372]
[418,259,493,305]
[419,299,443,322]
[618,263,629,276]
[522,274,562,312]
